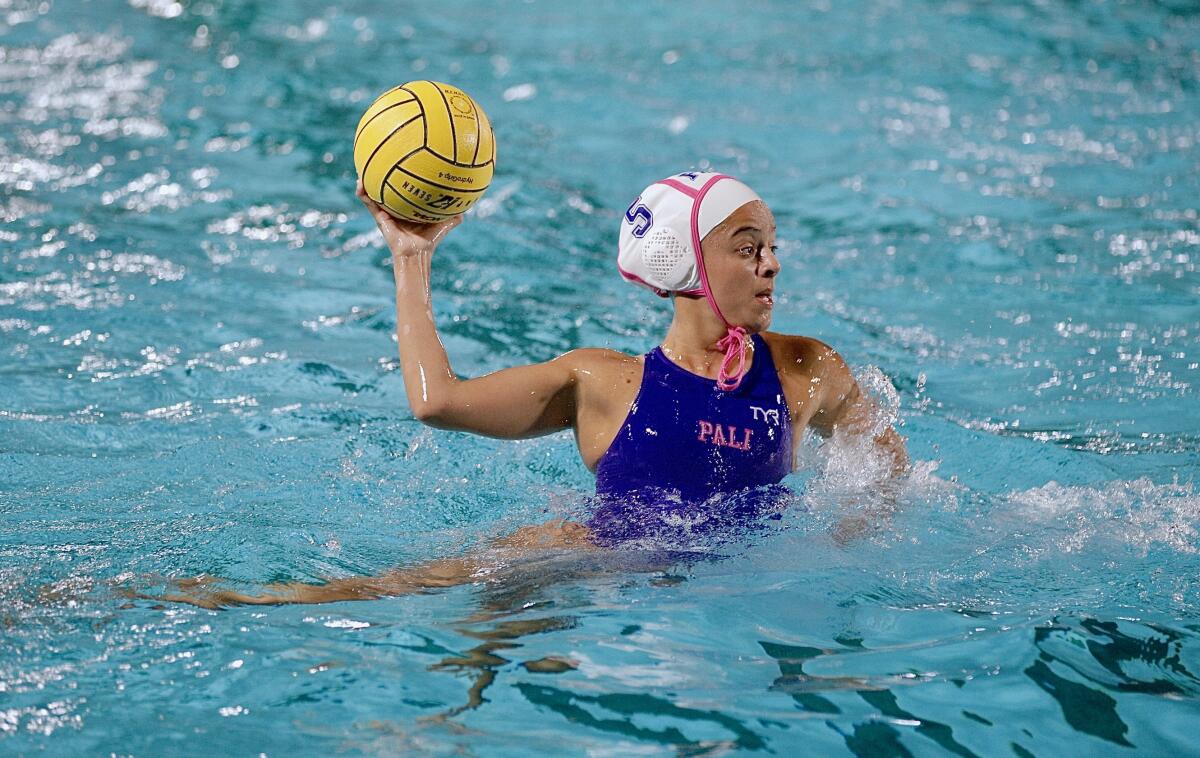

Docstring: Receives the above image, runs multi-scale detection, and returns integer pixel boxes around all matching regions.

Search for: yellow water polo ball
[353,80,496,223]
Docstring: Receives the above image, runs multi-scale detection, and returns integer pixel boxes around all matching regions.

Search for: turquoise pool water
[2,0,1199,753]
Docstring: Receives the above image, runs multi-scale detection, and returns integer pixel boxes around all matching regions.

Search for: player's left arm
[797,340,909,544]
[806,341,909,477]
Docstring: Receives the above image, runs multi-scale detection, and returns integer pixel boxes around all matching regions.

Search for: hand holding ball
[353,80,496,223]
[355,176,462,262]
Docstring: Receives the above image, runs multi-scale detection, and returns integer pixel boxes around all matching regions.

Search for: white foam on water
[796,365,957,523]
[1008,477,1200,556]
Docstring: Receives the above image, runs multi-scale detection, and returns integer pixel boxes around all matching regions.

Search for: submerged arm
[146,520,597,609]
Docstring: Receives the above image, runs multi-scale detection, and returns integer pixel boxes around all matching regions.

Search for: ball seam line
[378,143,427,206]
[353,97,418,151]
[360,113,424,199]
[470,99,484,165]
[431,81,459,163]
[413,151,494,170]
[397,84,426,159]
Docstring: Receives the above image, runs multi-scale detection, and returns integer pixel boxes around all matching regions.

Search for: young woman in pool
[158,172,907,607]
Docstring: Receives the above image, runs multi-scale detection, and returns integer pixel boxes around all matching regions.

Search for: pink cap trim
[617,263,671,298]
[656,177,700,198]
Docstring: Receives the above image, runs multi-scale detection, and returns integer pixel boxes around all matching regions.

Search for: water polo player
[156,171,908,607]
[367,171,907,512]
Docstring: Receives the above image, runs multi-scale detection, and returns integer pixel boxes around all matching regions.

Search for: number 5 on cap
[624,198,653,238]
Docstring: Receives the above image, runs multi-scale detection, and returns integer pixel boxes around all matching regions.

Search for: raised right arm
[357,179,580,439]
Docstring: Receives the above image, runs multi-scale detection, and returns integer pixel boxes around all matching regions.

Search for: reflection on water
[1027,617,1200,748]
[752,614,1200,755]
[422,562,776,753]
[761,639,981,756]
[432,614,580,719]
[2,0,1199,752]
[516,683,769,753]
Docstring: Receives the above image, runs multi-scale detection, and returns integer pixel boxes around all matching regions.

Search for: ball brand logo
[697,420,752,451]
[447,93,475,117]
[402,179,436,203]
[624,197,653,238]
[677,171,699,180]
[401,181,465,211]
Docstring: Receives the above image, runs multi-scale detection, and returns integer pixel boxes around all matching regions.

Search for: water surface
[2,0,1199,753]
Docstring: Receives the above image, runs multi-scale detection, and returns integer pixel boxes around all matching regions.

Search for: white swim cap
[616,172,764,391]
[617,172,761,297]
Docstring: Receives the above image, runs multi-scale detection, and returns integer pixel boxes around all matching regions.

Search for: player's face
[699,201,780,333]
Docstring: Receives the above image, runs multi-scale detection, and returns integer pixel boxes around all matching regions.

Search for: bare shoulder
[759,331,848,379]
[558,348,644,447]
[558,347,639,371]
[758,332,860,431]
[556,347,643,388]
[559,346,640,366]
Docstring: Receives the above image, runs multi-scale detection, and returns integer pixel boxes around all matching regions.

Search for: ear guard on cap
[616,172,760,297]
[617,184,701,296]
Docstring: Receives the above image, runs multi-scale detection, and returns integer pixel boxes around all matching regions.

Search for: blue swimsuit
[589,333,793,545]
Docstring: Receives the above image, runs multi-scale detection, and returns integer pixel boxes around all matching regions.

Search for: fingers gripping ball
[353,80,496,223]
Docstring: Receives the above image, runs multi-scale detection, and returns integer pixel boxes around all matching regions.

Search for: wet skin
[148,180,907,608]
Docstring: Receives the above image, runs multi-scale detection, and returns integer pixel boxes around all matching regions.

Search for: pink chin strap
[713,325,749,391]
[656,174,750,392]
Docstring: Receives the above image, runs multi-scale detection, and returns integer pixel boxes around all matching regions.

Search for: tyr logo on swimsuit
[750,405,780,426]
